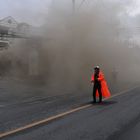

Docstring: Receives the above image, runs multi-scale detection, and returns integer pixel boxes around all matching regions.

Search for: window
[8,19,12,24]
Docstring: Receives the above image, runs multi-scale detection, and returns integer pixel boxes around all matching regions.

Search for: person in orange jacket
[91,66,111,103]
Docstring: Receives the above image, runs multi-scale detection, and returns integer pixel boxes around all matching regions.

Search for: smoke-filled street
[1,0,140,139]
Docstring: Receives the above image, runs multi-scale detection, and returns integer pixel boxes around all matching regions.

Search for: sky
[0,0,52,26]
[127,0,140,16]
[0,0,140,26]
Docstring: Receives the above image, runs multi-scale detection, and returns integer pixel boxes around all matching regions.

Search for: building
[0,16,18,29]
[0,16,32,37]
[0,16,31,50]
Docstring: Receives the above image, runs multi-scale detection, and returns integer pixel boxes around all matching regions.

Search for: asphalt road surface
[0,84,140,140]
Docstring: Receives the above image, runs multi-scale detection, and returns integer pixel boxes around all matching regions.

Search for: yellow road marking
[0,86,138,139]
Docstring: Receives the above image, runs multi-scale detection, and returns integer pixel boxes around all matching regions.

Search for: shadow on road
[87,100,117,106]
[98,100,117,106]
[83,100,117,106]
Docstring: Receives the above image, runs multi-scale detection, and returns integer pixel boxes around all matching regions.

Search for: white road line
[0,86,139,139]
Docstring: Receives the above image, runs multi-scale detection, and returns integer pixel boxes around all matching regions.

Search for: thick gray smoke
[1,0,140,93]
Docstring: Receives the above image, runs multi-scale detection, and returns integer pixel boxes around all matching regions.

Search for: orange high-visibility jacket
[91,71,111,98]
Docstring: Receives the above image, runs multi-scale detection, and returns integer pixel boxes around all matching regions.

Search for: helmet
[94,66,100,70]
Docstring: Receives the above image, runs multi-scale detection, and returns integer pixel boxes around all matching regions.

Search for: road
[115,116,140,140]
[0,79,140,139]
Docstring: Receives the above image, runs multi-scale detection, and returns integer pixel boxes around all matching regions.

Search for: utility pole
[51,0,55,8]
[72,0,75,12]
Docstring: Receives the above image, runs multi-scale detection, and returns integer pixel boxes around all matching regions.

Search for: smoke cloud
[1,0,140,94]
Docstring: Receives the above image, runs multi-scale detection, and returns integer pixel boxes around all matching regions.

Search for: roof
[0,16,18,24]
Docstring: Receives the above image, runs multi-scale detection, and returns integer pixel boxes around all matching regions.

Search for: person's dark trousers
[93,83,102,103]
